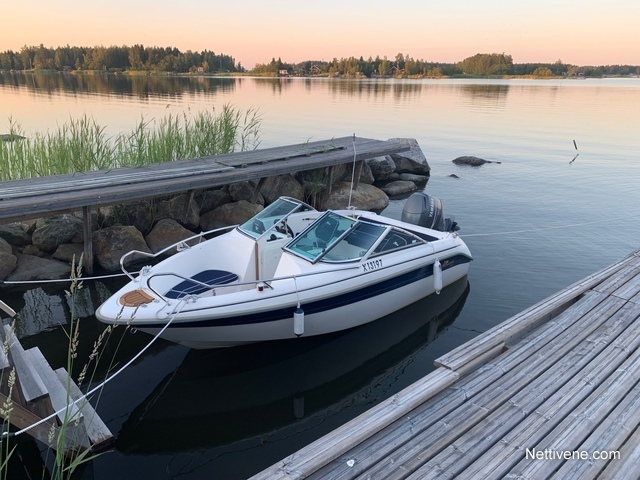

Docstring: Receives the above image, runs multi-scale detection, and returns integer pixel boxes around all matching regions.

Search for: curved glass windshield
[322,221,387,262]
[238,198,312,239]
[285,212,387,263]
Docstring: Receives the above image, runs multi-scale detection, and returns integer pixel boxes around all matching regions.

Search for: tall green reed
[0,105,261,180]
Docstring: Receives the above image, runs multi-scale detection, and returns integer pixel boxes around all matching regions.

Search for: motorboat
[95,192,472,348]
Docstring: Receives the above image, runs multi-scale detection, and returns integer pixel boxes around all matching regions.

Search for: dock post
[82,206,93,275]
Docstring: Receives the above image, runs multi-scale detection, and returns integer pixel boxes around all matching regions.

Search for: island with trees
[0,44,638,78]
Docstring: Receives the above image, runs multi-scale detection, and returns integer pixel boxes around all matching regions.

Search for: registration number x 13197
[362,259,382,272]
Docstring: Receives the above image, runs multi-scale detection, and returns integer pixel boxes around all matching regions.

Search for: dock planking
[252,248,640,479]
[0,136,408,223]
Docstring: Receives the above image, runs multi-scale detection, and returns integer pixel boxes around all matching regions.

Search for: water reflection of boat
[116,276,470,454]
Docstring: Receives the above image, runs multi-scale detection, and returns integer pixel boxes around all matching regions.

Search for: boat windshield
[238,197,312,239]
[285,212,387,263]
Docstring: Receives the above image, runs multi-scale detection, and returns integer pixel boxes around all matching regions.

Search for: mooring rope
[347,133,357,209]
[1,296,191,439]
[0,270,134,286]
[462,211,640,238]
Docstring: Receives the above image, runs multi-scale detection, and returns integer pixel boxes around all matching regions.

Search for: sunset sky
[1,0,638,68]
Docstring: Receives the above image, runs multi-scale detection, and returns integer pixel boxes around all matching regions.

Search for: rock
[199,189,232,214]
[52,243,86,264]
[96,205,118,228]
[0,237,11,255]
[6,253,71,282]
[397,173,429,188]
[145,219,198,255]
[93,225,152,271]
[388,138,430,175]
[452,156,495,166]
[0,238,17,280]
[0,250,17,280]
[323,182,389,213]
[0,223,32,246]
[261,174,305,204]
[366,156,396,181]
[156,194,200,230]
[336,162,375,185]
[229,181,264,205]
[22,245,44,257]
[200,201,264,232]
[381,180,417,197]
[122,202,155,234]
[31,215,84,253]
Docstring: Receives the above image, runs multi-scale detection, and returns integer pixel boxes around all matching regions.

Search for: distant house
[196,67,205,73]
[278,69,289,77]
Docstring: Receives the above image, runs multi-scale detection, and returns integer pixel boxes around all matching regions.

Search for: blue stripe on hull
[148,254,471,329]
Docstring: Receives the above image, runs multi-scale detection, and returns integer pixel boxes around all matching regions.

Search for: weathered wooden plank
[552,379,640,479]
[25,348,90,450]
[55,368,113,449]
[249,367,458,480]
[505,318,640,478]
[0,137,409,223]
[3,325,48,404]
[598,422,640,480]
[310,293,622,480]
[435,251,638,372]
[592,253,640,295]
[611,271,640,301]
[314,294,621,478]
[0,392,60,448]
[455,301,640,480]
[399,297,637,480]
[455,341,506,376]
[0,137,356,197]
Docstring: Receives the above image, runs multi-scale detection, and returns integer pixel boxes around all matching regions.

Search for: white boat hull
[96,196,473,348]
[102,253,469,348]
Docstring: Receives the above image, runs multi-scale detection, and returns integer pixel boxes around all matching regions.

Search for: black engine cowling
[401,192,458,232]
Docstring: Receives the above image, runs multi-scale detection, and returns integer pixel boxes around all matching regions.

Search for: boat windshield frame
[237,197,315,240]
[284,211,393,264]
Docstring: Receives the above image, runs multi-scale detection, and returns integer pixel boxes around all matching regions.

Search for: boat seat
[165,270,239,299]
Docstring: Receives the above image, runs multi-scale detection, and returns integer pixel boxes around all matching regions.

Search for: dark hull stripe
[143,254,471,329]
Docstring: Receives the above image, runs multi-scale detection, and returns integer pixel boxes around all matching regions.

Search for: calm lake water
[1,73,639,479]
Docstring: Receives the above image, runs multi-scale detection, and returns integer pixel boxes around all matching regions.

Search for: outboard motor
[401,192,459,232]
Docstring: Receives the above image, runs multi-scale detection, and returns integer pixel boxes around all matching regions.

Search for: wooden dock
[253,248,640,479]
[0,136,408,273]
[0,303,113,457]
[0,136,407,223]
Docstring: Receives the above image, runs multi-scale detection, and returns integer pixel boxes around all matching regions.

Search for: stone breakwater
[0,138,430,283]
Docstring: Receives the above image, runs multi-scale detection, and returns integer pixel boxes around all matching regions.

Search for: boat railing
[144,264,362,305]
[119,225,238,281]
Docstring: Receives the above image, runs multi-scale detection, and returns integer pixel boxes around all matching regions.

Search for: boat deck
[252,248,640,479]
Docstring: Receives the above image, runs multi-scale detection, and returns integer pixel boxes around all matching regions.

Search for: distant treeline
[255,53,640,78]
[1,45,638,78]
[0,44,242,73]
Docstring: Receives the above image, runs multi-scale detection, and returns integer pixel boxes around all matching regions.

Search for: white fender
[433,259,443,294]
[294,304,305,336]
